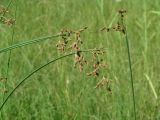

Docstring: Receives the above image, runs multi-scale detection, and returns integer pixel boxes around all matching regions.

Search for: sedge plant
[0,5,137,120]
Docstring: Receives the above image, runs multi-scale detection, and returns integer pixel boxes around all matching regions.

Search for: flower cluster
[56,27,111,91]
[0,5,15,26]
[56,27,88,52]
[56,9,127,90]
[74,51,87,72]
[56,29,73,52]
[87,50,107,77]
[56,27,88,72]
[0,6,8,14]
[95,76,112,92]
[100,9,127,34]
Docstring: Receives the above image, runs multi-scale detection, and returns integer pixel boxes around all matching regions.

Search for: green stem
[0,0,14,118]
[3,0,18,102]
[124,30,136,120]
[120,14,136,120]
[0,34,60,54]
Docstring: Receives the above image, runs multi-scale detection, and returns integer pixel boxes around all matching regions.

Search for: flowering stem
[118,10,136,119]
[0,48,104,111]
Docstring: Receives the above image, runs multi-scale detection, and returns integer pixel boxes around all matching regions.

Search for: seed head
[0,6,8,14]
[3,18,15,26]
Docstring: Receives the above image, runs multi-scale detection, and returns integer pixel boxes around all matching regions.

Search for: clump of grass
[55,27,110,90]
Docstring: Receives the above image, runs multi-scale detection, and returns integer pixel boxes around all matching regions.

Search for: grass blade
[0,34,60,54]
[150,11,160,15]
[3,0,18,102]
[145,74,158,99]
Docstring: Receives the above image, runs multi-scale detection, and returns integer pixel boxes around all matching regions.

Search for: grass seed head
[0,6,8,14]
[3,18,16,26]
[95,76,112,91]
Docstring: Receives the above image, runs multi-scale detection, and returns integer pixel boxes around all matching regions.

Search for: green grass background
[0,0,160,119]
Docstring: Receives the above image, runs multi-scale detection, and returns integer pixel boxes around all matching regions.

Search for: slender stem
[0,49,103,111]
[120,14,136,120]
[0,34,60,54]
[125,31,136,120]
[0,53,74,111]
[0,0,14,118]
[3,0,18,102]
[0,29,110,54]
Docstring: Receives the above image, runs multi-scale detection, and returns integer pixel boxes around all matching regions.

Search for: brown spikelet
[94,76,112,92]
[0,6,9,14]
[3,18,15,26]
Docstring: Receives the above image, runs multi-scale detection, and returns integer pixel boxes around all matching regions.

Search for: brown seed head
[0,6,9,14]
[3,18,15,26]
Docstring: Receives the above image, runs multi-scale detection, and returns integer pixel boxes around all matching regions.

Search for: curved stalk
[0,49,103,111]
[0,34,60,54]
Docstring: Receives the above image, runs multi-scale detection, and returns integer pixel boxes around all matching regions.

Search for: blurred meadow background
[0,0,160,119]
